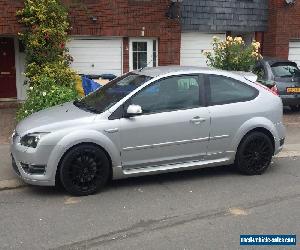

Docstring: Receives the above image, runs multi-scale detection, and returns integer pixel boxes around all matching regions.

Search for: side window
[130,75,203,114]
[208,75,258,106]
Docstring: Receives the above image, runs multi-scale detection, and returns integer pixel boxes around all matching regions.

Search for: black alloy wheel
[59,144,110,196]
[235,132,274,175]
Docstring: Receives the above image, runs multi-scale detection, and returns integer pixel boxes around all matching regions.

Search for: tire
[59,144,110,196]
[290,105,300,112]
[235,132,274,175]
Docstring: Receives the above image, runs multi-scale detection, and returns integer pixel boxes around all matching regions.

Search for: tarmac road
[0,157,299,250]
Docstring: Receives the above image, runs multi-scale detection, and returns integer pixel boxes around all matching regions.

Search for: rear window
[271,62,300,77]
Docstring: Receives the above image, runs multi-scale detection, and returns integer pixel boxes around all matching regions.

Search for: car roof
[261,57,296,66]
[133,66,210,77]
[132,66,257,82]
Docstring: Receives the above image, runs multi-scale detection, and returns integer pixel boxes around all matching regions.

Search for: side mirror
[126,104,142,117]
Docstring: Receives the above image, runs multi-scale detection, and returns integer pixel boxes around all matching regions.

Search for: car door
[119,74,210,169]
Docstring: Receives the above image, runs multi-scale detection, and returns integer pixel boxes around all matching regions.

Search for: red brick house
[0,0,181,100]
[264,0,300,65]
[2,0,300,103]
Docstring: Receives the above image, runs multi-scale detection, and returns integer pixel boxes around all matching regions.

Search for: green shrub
[203,36,262,71]
[16,0,78,122]
[16,0,70,66]
[26,61,76,87]
[17,76,77,121]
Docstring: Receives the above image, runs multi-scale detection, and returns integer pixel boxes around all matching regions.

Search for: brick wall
[0,0,23,35]
[0,0,181,72]
[66,0,180,72]
[264,0,300,59]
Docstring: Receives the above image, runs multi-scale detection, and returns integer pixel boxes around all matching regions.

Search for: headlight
[20,133,49,148]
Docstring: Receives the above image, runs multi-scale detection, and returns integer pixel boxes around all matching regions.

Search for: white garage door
[289,41,300,67]
[181,32,226,67]
[68,38,122,76]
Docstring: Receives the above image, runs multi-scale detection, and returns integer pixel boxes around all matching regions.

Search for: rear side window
[208,75,258,106]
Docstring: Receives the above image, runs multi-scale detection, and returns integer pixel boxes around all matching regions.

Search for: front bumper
[10,137,58,186]
[281,95,300,106]
[274,122,286,155]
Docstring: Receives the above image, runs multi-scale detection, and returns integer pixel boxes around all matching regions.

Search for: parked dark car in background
[254,57,300,111]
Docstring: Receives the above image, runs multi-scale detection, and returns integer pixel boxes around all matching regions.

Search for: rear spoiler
[230,71,258,83]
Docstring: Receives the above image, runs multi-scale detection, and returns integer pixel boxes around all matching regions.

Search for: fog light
[20,162,46,175]
[280,138,285,146]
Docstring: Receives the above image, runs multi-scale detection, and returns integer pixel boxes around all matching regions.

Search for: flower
[42,92,47,96]
[29,86,33,90]
[252,41,261,50]
[251,51,259,58]
[44,33,50,40]
[234,37,243,44]
[202,49,210,56]
[227,36,233,42]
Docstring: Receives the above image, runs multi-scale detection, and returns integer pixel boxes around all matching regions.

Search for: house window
[132,42,147,70]
[130,39,158,71]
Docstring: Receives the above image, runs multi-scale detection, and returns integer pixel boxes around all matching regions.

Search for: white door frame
[129,38,158,71]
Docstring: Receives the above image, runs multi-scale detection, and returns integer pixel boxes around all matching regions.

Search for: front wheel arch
[55,142,113,187]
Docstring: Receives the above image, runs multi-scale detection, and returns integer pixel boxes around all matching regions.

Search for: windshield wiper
[73,100,99,113]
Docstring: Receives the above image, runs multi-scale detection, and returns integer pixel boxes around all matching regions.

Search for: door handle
[104,128,119,133]
[190,117,206,125]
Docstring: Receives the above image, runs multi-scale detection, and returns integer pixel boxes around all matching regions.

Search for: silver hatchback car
[11,66,285,196]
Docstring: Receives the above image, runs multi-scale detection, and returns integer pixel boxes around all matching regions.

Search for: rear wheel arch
[239,127,275,154]
[235,129,274,175]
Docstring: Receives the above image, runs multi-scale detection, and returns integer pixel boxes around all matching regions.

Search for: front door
[120,74,210,169]
[0,37,16,99]
[129,39,157,71]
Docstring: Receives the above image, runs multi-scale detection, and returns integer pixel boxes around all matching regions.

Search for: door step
[0,100,22,109]
[123,157,230,175]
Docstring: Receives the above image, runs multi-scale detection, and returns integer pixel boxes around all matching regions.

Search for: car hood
[16,102,96,135]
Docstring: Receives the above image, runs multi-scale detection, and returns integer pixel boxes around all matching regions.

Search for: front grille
[11,155,21,177]
[20,163,46,175]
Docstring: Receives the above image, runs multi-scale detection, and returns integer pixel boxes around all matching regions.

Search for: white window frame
[129,38,158,71]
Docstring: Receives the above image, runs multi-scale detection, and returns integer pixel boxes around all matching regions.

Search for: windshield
[271,62,300,78]
[74,73,152,113]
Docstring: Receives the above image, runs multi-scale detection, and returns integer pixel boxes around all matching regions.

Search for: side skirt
[112,157,233,180]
